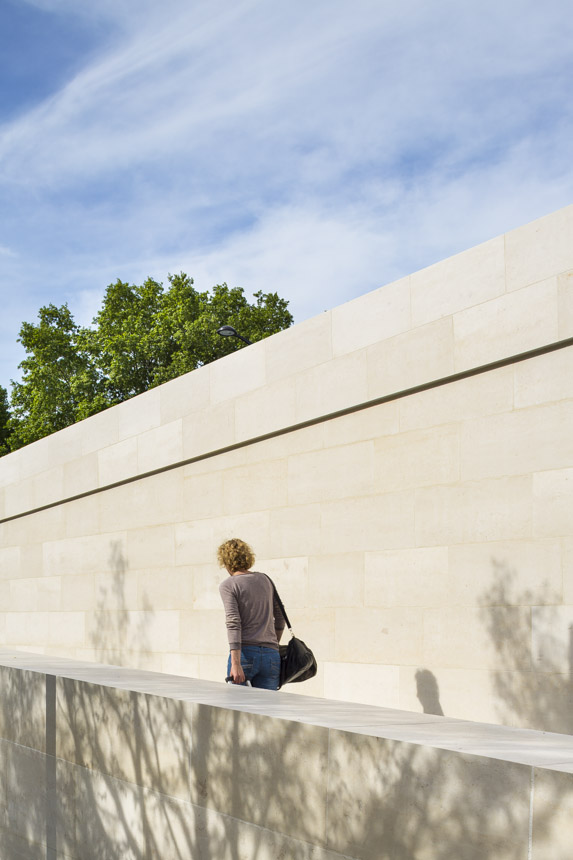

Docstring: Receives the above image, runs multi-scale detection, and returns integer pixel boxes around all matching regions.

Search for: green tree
[6,304,105,451]
[88,274,293,398]
[4,275,293,451]
[0,385,11,455]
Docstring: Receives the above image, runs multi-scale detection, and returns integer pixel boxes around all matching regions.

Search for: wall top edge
[1,648,573,771]
[1,203,572,513]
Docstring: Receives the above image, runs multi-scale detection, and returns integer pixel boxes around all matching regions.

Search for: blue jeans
[227,645,281,691]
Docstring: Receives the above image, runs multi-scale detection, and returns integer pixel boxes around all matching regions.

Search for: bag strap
[265,574,293,634]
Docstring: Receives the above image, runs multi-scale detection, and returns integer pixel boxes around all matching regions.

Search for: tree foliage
[0,385,10,455]
[3,274,293,452]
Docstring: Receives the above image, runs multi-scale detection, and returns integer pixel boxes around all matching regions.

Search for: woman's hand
[230,650,245,684]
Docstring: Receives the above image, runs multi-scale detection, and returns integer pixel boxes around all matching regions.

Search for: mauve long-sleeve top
[219,571,286,652]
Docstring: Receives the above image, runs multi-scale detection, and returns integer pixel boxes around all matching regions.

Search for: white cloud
[0,0,572,389]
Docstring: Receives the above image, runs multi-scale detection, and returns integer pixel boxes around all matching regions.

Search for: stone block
[531,768,573,860]
[415,476,533,546]
[398,665,498,724]
[99,470,183,531]
[531,605,573,674]
[4,476,34,519]
[117,387,161,441]
[181,469,225,521]
[558,270,573,338]
[60,574,96,612]
[161,651,200,678]
[235,375,297,440]
[322,399,399,447]
[43,533,128,578]
[98,437,138,487]
[335,607,423,665]
[209,340,266,405]
[138,567,193,612]
[176,519,220,567]
[308,553,363,608]
[453,278,559,370]
[265,312,332,384]
[182,401,236,460]
[295,350,368,423]
[190,564,228,611]
[0,580,10,609]
[159,364,210,425]
[320,491,415,553]
[127,524,175,570]
[505,203,573,292]
[269,504,322,557]
[79,406,119,456]
[286,608,336,662]
[367,317,455,399]
[4,742,50,849]
[63,493,101,539]
[365,546,450,607]
[223,458,288,514]
[10,577,61,613]
[179,610,228,655]
[423,606,531,671]
[5,613,50,647]
[323,661,400,708]
[0,449,21,489]
[63,453,99,500]
[33,466,65,511]
[514,345,573,408]
[410,234,505,327]
[288,441,374,505]
[183,445,246,476]
[212,510,272,561]
[0,546,21,580]
[94,568,139,613]
[48,612,85,648]
[563,538,573,604]
[326,730,530,860]
[374,424,460,492]
[244,421,325,462]
[533,468,573,537]
[399,364,514,432]
[136,419,183,474]
[448,540,562,606]
[57,679,193,801]
[190,704,329,846]
[331,276,411,356]
[2,505,65,548]
[460,401,573,481]
[197,654,227,682]
[257,555,309,610]
[0,666,46,750]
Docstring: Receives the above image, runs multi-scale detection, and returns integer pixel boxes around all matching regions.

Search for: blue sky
[1,0,572,392]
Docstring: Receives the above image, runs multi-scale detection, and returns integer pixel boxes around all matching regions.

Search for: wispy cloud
[0,0,572,388]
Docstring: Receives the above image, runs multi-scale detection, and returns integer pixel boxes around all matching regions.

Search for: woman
[218,538,284,690]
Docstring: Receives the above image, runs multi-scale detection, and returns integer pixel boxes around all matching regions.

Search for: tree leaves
[2,274,293,452]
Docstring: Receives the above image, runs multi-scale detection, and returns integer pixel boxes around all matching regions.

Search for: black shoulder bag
[266,575,317,689]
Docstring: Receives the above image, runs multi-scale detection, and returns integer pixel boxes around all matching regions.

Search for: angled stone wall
[1,204,573,732]
[1,650,573,860]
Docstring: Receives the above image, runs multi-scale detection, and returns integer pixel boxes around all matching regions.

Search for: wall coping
[2,648,572,774]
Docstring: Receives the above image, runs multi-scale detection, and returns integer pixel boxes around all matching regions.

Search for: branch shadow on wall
[89,539,153,669]
[480,558,573,735]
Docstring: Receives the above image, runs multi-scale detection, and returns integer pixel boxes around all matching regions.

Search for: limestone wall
[1,204,573,732]
[1,650,572,860]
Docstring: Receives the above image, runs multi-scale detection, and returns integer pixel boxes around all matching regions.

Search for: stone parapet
[0,649,572,859]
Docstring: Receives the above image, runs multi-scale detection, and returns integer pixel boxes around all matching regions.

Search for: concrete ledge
[0,649,572,859]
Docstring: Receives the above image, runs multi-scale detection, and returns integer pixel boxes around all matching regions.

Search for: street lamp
[216,325,252,346]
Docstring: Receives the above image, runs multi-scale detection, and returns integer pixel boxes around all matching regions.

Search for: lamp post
[216,325,253,346]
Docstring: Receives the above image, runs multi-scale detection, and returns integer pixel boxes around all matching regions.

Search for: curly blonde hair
[217,538,255,573]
